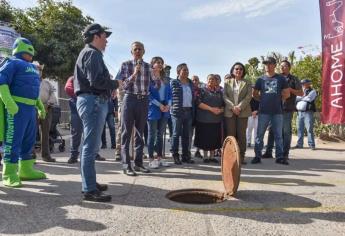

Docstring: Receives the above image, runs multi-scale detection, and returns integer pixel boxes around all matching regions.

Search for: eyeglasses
[234,68,243,71]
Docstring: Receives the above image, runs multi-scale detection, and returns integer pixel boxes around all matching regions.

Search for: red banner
[320,0,345,124]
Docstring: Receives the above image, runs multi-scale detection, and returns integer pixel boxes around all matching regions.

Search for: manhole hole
[166,136,241,205]
[166,189,225,204]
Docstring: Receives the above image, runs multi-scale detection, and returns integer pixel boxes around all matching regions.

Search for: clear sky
[9,0,321,81]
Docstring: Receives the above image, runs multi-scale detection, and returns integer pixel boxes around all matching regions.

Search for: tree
[245,57,262,83]
[292,54,345,139]
[0,0,15,23]
[2,0,93,81]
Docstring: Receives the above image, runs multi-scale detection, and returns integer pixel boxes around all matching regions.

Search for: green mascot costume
[0,37,47,187]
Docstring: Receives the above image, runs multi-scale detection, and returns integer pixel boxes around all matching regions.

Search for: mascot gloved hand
[0,84,19,116]
[35,99,46,119]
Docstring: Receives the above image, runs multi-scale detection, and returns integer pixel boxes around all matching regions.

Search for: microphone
[136,59,142,65]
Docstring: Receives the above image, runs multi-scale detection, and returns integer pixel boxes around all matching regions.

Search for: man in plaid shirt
[118,41,151,176]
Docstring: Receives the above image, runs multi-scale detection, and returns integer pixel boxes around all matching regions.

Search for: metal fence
[57,81,71,126]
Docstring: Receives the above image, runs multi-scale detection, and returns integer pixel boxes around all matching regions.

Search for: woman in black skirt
[194,74,224,163]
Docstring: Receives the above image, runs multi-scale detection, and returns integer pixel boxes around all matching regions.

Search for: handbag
[296,100,307,111]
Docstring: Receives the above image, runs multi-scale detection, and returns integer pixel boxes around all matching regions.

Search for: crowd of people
[0,23,318,202]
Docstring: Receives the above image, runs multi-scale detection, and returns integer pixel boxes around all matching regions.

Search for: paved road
[0,131,344,235]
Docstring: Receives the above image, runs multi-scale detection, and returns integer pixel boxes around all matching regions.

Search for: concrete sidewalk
[0,133,344,235]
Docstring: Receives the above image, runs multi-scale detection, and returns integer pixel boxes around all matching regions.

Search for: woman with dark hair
[223,62,252,164]
[147,56,172,169]
[194,74,224,163]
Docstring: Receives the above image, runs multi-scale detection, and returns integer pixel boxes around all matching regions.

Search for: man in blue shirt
[251,57,290,165]
[262,60,303,160]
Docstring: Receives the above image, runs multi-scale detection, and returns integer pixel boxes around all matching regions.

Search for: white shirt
[39,79,57,106]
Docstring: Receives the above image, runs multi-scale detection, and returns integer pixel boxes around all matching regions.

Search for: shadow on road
[0,156,344,233]
[0,179,111,234]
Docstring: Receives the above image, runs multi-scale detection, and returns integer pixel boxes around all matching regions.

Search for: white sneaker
[149,160,159,169]
[159,160,170,167]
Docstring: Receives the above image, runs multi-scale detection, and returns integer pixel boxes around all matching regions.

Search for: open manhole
[166,136,241,204]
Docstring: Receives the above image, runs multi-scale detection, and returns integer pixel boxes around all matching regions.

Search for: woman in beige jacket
[223,62,252,164]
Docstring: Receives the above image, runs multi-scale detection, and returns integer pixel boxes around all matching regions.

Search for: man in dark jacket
[74,23,119,202]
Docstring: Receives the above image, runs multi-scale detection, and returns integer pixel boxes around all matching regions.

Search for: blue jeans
[297,111,315,147]
[255,114,284,159]
[69,99,83,159]
[265,112,293,157]
[171,109,193,157]
[147,118,167,158]
[167,118,173,138]
[77,94,108,192]
[102,113,116,147]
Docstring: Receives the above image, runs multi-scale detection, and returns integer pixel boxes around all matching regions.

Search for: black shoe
[203,158,210,163]
[182,158,195,164]
[276,158,289,165]
[241,161,247,165]
[310,146,316,150]
[82,183,108,193]
[123,166,137,176]
[42,156,56,162]
[95,154,106,161]
[251,157,261,164]
[173,154,182,165]
[134,164,151,173]
[262,152,273,159]
[210,158,219,164]
[111,144,116,149]
[67,157,78,164]
[83,190,111,202]
[294,145,303,149]
[115,155,122,161]
[194,151,203,158]
[101,144,107,149]
[247,143,251,148]
[96,182,108,192]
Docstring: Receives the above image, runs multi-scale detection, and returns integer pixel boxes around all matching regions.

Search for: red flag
[320,0,345,124]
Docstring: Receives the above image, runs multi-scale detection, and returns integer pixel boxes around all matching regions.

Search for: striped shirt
[118,60,151,95]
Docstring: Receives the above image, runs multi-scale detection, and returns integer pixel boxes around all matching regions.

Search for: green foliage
[244,51,327,137]
[0,0,15,22]
[1,0,93,82]
[244,57,263,83]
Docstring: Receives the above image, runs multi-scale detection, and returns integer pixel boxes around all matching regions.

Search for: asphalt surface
[0,131,344,236]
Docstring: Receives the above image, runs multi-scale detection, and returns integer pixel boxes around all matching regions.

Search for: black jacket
[74,44,118,97]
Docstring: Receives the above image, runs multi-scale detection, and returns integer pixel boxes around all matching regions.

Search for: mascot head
[12,37,35,59]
